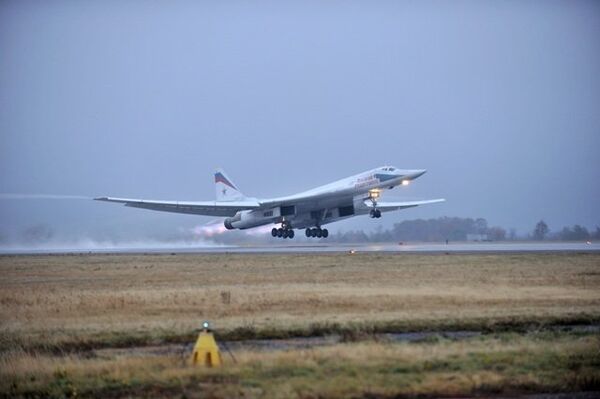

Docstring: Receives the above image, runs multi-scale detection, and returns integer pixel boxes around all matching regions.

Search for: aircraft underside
[224,199,389,239]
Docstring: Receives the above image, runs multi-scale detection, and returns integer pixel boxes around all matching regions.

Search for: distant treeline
[531,220,598,242]
[331,217,503,243]
[330,218,599,243]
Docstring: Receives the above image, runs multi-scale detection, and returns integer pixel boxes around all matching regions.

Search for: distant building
[467,234,489,242]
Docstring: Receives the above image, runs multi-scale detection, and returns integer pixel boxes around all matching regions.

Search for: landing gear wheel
[322,229,329,238]
[273,225,295,239]
[375,209,381,218]
[305,228,312,238]
[316,229,323,238]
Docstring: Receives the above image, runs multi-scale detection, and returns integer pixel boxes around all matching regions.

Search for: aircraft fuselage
[223,167,426,230]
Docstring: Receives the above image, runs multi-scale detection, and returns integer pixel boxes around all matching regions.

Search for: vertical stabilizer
[215,169,246,201]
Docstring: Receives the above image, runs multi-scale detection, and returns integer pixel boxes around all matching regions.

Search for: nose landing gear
[305,227,328,238]
[370,209,382,218]
[367,190,382,219]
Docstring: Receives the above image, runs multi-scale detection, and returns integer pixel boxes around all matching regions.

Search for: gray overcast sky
[1,0,599,243]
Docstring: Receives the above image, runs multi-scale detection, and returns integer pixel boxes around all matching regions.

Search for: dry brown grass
[1,253,599,348]
[1,252,599,397]
[1,332,598,398]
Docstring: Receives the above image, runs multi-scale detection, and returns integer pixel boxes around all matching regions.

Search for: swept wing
[365,198,446,211]
[94,197,260,217]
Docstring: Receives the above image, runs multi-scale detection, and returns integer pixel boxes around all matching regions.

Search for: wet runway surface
[1,241,599,255]
[206,242,600,254]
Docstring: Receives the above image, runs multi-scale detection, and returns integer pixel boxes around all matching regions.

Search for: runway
[1,241,599,255]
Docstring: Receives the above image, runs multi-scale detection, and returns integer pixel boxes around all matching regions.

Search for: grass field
[1,252,599,397]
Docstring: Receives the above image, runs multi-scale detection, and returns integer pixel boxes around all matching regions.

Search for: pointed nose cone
[409,169,427,179]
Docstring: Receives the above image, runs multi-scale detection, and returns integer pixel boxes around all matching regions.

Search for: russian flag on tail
[214,169,246,201]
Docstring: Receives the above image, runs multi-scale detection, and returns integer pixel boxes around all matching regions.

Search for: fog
[1,1,599,247]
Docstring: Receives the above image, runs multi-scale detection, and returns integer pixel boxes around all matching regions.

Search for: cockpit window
[389,167,395,171]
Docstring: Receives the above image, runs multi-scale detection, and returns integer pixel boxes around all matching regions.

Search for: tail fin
[215,168,246,201]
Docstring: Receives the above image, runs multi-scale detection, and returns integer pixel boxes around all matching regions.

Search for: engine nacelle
[223,212,241,230]
[224,209,277,230]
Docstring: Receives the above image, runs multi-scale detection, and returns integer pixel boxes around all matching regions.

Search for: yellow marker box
[191,327,222,367]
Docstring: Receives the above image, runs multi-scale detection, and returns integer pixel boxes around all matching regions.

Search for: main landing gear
[272,227,295,239]
[305,227,329,238]
[370,209,382,218]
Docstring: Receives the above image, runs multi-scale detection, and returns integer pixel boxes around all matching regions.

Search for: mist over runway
[2,241,599,255]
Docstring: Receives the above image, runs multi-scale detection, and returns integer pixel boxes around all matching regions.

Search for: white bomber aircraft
[96,166,444,239]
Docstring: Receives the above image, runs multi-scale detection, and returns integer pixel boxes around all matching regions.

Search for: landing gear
[272,224,295,239]
[370,209,381,218]
[367,190,382,219]
[305,227,329,238]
